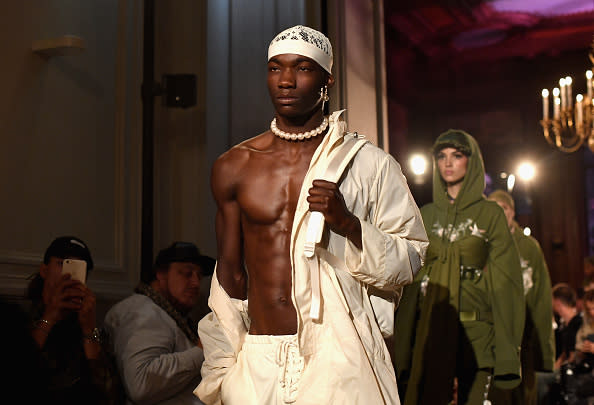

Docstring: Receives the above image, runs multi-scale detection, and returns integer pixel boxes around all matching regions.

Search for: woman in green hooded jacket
[393,130,525,405]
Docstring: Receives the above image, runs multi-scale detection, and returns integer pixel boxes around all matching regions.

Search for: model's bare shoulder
[211,132,274,200]
[211,148,245,202]
[236,131,277,153]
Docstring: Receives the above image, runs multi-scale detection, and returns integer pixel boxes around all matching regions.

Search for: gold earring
[321,85,329,110]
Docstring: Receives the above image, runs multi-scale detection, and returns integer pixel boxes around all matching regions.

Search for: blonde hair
[487,189,515,211]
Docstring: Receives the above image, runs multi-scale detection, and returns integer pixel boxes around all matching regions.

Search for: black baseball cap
[43,236,94,271]
[154,241,215,276]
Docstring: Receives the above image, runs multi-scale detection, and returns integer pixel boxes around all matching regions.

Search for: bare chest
[237,151,313,226]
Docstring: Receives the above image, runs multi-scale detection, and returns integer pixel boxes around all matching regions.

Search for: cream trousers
[220,334,311,405]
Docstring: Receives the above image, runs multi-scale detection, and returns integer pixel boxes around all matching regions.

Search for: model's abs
[242,222,299,335]
[237,147,314,335]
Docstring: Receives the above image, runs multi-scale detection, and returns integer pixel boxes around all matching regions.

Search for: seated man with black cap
[104,241,214,405]
[27,235,123,405]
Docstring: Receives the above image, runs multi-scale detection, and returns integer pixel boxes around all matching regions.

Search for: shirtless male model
[195,25,428,405]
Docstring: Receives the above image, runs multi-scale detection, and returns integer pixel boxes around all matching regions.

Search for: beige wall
[153,0,209,255]
[0,0,142,301]
[327,0,388,150]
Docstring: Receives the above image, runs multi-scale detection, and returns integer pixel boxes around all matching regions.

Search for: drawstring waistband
[275,338,304,403]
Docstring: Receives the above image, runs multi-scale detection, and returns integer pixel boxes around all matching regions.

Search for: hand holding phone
[62,259,87,284]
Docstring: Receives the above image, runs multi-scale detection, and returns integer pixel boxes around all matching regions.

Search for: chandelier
[540,45,594,153]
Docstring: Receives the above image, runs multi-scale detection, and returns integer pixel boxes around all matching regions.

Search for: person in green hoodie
[487,189,555,405]
[393,129,525,405]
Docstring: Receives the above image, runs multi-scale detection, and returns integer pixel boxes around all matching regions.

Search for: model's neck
[446,182,463,202]
[275,109,325,134]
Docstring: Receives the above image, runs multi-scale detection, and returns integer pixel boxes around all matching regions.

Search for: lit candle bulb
[565,76,572,108]
[576,94,583,127]
[559,78,566,109]
[542,89,549,120]
[587,70,593,100]
[553,87,560,118]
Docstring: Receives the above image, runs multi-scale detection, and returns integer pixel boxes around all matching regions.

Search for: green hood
[432,129,485,211]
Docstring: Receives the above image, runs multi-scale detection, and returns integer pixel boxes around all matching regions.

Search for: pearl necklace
[270,117,329,141]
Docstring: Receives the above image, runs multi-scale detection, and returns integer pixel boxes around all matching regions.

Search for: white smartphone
[62,258,87,284]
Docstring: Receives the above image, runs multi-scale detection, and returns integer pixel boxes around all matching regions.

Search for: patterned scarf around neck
[135,282,199,345]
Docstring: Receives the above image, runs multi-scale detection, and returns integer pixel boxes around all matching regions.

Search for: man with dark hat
[27,235,123,405]
[104,241,214,405]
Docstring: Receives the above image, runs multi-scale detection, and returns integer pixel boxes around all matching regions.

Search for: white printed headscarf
[268,25,333,74]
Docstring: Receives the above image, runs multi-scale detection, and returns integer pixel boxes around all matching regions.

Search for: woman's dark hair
[432,129,472,157]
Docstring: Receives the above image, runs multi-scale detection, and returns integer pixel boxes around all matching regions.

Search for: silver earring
[321,85,329,110]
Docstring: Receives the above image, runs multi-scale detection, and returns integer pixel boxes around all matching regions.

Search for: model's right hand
[308,179,362,249]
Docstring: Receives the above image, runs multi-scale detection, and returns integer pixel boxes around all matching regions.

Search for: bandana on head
[268,25,333,74]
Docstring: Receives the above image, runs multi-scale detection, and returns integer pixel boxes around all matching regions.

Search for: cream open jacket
[195,111,428,405]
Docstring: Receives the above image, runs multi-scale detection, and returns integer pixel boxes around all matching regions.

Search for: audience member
[27,236,124,404]
[104,241,212,405]
[575,289,594,366]
[487,190,555,405]
[189,255,216,329]
[552,283,583,369]
[537,283,583,404]
[563,289,594,404]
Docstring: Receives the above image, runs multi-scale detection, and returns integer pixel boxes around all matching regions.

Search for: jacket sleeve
[105,304,204,405]
[344,154,428,293]
[486,208,525,389]
[524,235,555,372]
[194,312,236,405]
[194,269,248,405]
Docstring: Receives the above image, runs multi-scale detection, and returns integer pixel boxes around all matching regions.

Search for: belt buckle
[460,266,482,281]
[460,267,472,280]
[459,311,478,322]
